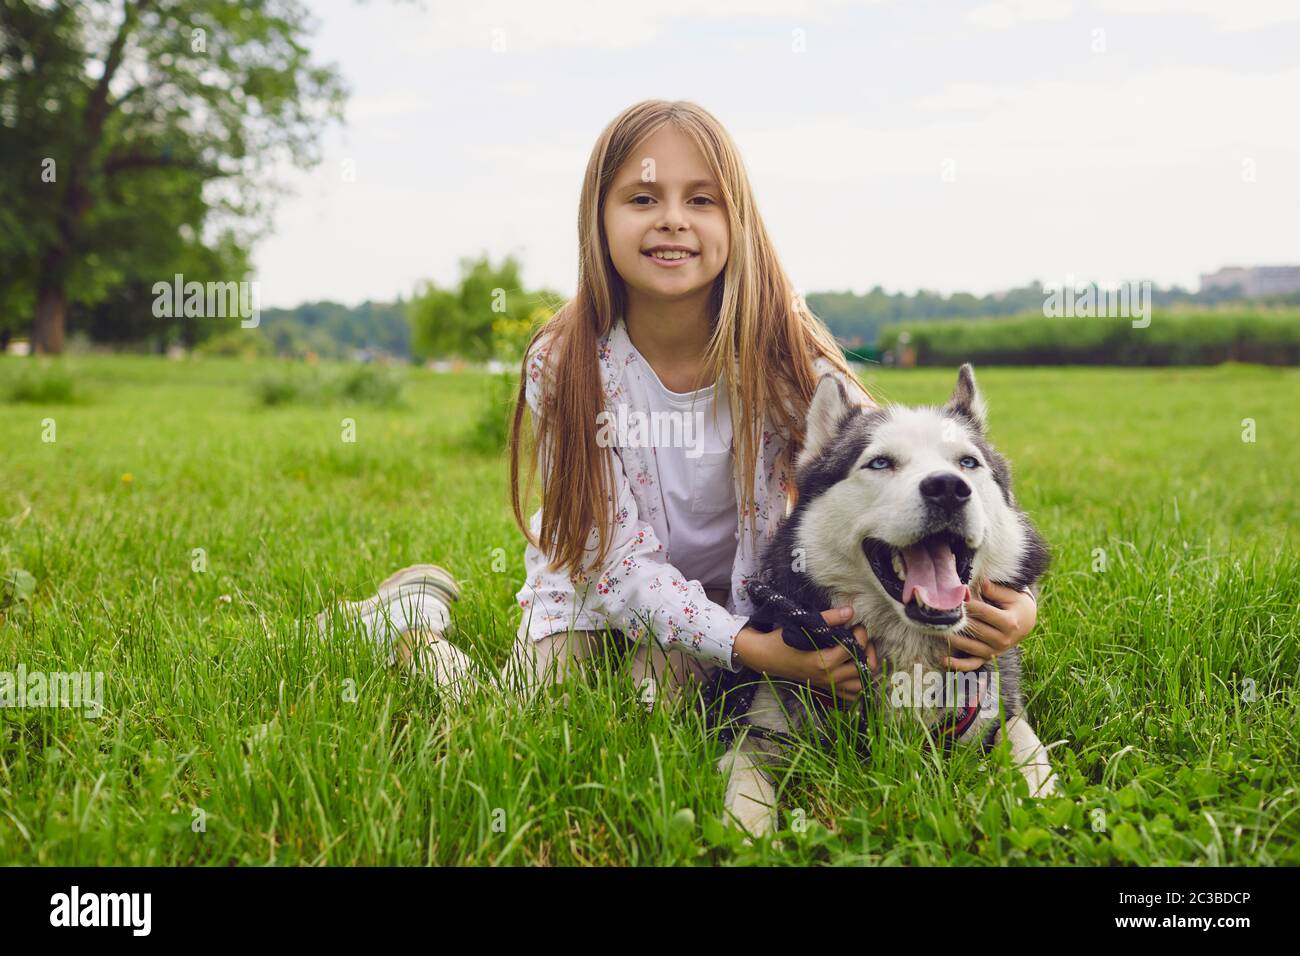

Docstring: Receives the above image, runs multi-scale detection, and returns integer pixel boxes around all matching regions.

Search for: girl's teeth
[650,251,693,259]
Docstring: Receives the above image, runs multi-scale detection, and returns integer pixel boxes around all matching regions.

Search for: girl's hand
[734,607,879,702]
[943,580,1038,672]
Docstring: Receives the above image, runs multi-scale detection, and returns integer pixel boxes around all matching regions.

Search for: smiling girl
[319,100,1039,827]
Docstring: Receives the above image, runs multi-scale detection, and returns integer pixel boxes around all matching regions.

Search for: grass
[0,355,1296,865]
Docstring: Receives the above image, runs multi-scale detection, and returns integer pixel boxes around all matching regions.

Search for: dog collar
[928,666,985,746]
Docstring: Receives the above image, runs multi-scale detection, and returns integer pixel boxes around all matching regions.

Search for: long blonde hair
[508,100,872,580]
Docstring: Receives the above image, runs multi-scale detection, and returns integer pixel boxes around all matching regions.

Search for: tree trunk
[33,284,67,354]
[27,4,137,355]
[33,236,72,354]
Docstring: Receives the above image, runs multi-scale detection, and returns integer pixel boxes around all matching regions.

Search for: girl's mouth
[641,249,699,267]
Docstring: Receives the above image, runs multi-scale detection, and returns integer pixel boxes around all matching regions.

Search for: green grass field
[1,356,1296,865]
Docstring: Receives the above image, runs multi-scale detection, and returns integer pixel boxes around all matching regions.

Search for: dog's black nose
[920,471,971,511]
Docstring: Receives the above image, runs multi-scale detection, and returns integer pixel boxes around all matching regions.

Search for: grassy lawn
[1,355,1296,865]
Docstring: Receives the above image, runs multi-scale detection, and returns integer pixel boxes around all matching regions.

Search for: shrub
[462,370,518,454]
[879,308,1300,366]
[252,362,406,407]
[198,329,273,359]
[253,368,308,406]
[334,364,404,406]
[1,360,79,403]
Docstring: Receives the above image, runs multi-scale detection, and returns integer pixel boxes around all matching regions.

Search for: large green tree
[0,0,345,352]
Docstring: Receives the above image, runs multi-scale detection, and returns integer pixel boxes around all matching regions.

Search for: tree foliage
[257,299,412,359]
[407,255,559,362]
[0,0,345,350]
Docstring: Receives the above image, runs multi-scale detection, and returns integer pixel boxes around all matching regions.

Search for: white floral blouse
[513,315,872,672]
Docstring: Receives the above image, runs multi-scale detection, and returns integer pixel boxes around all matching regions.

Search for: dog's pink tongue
[901,539,969,610]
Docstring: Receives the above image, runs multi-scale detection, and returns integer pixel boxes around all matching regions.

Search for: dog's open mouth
[862,532,974,626]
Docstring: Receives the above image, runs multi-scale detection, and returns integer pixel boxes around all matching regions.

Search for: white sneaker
[317,564,461,664]
[375,564,461,604]
[407,631,479,702]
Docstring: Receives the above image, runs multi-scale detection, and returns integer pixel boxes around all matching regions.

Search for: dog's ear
[797,374,851,472]
[944,363,988,431]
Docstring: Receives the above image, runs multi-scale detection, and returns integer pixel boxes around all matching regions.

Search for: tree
[408,255,558,362]
[0,0,345,352]
[68,231,251,350]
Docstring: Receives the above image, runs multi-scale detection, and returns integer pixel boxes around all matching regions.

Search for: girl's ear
[796,374,851,472]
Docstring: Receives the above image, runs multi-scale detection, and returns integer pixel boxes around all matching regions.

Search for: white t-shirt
[629,342,739,593]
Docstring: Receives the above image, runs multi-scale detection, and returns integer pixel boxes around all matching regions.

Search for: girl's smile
[641,243,700,267]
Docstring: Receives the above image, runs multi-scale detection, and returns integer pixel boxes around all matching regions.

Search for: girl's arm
[523,341,751,673]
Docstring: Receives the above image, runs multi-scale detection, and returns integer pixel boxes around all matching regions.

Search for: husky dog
[718,365,1059,837]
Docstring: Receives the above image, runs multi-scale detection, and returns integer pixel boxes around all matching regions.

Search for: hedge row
[877,309,1300,366]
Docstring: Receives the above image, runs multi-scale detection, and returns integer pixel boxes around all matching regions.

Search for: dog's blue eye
[959,456,980,469]
[865,456,893,470]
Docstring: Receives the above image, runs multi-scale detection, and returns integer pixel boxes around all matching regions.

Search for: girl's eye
[865,456,893,470]
[628,194,715,207]
[959,456,980,469]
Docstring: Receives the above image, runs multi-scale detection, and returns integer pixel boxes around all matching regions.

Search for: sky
[253,0,1300,308]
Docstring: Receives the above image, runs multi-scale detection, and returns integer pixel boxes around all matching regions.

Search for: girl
[320,100,1040,828]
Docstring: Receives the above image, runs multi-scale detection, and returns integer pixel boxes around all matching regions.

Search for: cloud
[346,92,431,122]
[748,67,1300,179]
[394,0,883,54]
[903,67,1300,154]
[965,0,1300,32]
[253,0,1300,304]
[966,0,1076,30]
[1092,0,1300,32]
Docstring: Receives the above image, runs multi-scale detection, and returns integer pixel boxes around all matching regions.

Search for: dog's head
[790,364,1046,635]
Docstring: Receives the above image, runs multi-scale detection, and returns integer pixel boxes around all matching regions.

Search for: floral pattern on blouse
[513,316,872,672]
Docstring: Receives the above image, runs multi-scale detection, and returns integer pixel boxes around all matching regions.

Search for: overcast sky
[253,0,1300,308]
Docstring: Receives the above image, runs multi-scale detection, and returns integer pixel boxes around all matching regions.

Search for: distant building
[1200,265,1300,297]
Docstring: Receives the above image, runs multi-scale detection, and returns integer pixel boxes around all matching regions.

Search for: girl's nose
[655,202,689,231]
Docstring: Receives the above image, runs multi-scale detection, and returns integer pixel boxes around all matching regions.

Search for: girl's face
[602,125,730,308]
